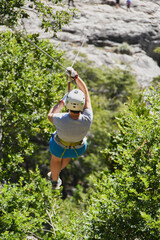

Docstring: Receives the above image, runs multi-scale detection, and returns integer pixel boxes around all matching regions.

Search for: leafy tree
[38,87,160,240]
[0,31,66,181]
[0,0,73,182]
[0,168,64,239]
[78,87,160,239]
[0,0,71,34]
[61,60,139,193]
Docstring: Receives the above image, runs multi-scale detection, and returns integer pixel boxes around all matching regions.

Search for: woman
[48,67,93,189]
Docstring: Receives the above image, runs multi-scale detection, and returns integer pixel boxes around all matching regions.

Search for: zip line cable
[14,29,86,72]
[68,36,86,91]
[10,25,86,92]
[12,28,67,70]
[10,23,86,71]
[20,33,67,70]
[10,26,73,92]
[71,37,86,67]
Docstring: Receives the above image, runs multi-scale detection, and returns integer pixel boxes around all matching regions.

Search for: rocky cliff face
[50,0,160,88]
[1,0,160,87]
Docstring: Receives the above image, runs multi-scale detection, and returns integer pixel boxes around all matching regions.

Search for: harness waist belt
[57,136,82,147]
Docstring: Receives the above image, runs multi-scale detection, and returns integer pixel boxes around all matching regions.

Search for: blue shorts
[49,133,87,158]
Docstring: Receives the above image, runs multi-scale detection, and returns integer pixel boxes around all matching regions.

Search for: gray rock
[1,0,160,87]
[52,0,160,87]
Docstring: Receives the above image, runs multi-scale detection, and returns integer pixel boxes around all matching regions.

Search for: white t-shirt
[53,108,93,142]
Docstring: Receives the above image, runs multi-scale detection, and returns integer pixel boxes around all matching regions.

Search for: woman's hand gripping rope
[66,66,79,92]
[66,67,79,80]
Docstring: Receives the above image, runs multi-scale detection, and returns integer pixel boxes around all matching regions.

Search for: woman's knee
[51,154,62,162]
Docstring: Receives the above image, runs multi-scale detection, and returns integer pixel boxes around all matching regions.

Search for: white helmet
[66,89,85,112]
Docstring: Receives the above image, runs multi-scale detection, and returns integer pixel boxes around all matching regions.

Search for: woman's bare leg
[61,157,71,170]
[50,155,71,181]
[50,155,62,181]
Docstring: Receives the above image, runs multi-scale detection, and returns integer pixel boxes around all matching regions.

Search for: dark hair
[70,110,81,114]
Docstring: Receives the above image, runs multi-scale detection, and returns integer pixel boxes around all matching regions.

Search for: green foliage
[0,0,72,34]
[0,11,155,238]
[154,47,160,55]
[0,168,63,239]
[152,74,160,88]
[58,59,139,197]
[79,88,160,240]
[115,42,133,55]
[0,86,159,239]
[0,0,25,26]
[0,31,66,181]
[73,61,137,110]
[33,0,71,33]
[71,60,138,174]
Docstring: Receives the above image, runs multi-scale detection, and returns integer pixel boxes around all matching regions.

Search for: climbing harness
[58,137,82,147]
[61,146,79,158]
[55,134,83,158]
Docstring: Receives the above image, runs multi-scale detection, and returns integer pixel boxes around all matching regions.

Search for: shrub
[0,31,66,181]
[116,42,133,55]
[0,168,63,239]
[81,88,160,240]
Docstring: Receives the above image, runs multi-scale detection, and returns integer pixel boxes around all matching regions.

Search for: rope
[10,24,86,72]
[12,28,86,71]
[60,146,79,158]
[9,25,86,92]
[73,147,79,157]
[71,37,86,67]
[10,26,67,70]
[60,146,67,158]
[69,33,86,91]
[19,33,67,70]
